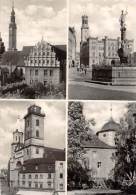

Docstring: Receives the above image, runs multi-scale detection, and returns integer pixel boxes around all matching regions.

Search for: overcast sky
[83,101,128,134]
[69,0,136,51]
[0,0,67,50]
[0,100,66,169]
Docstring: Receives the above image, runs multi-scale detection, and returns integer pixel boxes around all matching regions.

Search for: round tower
[96,117,121,147]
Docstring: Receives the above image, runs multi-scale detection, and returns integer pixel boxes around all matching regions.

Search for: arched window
[36,130,39,138]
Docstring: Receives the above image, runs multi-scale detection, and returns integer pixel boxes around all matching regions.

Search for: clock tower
[8,1,17,51]
[81,15,89,43]
[24,105,45,161]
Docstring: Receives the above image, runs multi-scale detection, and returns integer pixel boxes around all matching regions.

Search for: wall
[98,131,116,147]
[25,67,60,86]
[55,161,65,191]
[112,66,136,85]
[85,148,115,179]
[19,172,54,189]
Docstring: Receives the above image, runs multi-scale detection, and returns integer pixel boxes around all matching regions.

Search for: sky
[69,0,136,51]
[0,100,66,169]
[83,101,128,134]
[0,0,67,50]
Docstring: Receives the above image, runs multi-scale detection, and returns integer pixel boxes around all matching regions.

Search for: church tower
[81,15,89,43]
[23,105,45,161]
[8,0,17,51]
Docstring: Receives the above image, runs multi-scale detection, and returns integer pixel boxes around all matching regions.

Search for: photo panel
[68,101,136,193]
[68,0,136,100]
[0,100,66,194]
[0,0,67,99]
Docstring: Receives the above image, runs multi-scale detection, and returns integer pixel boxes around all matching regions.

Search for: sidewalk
[68,189,121,195]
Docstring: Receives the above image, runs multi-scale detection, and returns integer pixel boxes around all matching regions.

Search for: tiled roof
[20,158,55,173]
[20,147,65,173]
[22,46,34,55]
[82,135,115,149]
[44,147,65,161]
[54,45,66,52]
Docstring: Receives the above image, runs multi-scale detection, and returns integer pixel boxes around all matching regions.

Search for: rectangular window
[50,70,53,76]
[30,69,32,76]
[29,181,31,188]
[36,148,39,154]
[36,119,39,126]
[22,181,25,186]
[40,183,43,188]
[44,69,48,76]
[48,181,51,188]
[48,173,51,179]
[35,69,38,76]
[35,182,38,188]
[40,174,43,179]
[29,174,31,179]
[60,173,63,178]
[35,174,38,179]
[60,183,63,190]
[97,162,102,168]
[23,174,25,179]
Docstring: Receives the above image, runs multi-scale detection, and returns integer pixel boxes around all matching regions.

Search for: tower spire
[9,0,17,51]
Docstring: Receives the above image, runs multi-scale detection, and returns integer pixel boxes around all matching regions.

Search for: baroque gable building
[24,40,61,86]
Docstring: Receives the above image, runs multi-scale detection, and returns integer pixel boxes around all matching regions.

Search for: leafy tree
[114,103,136,186]
[68,101,95,160]
[68,102,95,188]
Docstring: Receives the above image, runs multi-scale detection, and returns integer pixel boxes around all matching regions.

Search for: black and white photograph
[0,101,66,195]
[69,0,136,100]
[68,101,136,194]
[0,0,67,99]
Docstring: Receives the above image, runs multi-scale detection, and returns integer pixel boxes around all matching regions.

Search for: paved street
[69,67,136,100]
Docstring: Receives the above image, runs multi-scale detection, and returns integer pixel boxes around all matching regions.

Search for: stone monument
[118,10,129,65]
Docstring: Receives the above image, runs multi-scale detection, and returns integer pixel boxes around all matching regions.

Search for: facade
[9,105,65,192]
[8,5,17,51]
[83,117,121,180]
[80,15,134,67]
[69,27,76,67]
[23,40,61,86]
